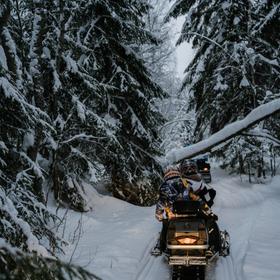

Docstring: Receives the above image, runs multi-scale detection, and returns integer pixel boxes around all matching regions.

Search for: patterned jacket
[155,176,189,219]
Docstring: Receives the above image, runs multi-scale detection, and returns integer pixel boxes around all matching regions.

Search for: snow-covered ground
[58,168,280,280]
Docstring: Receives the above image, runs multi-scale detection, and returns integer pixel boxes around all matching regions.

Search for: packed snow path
[59,168,280,280]
[213,169,280,280]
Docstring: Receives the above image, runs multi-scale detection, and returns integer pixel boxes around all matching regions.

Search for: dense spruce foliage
[0,0,165,278]
[0,245,98,280]
[167,0,280,173]
[141,0,195,154]
[1,0,165,208]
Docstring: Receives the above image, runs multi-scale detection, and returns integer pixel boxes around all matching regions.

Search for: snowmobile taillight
[175,236,198,245]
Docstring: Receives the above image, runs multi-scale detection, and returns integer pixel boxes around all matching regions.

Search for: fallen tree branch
[166,98,280,164]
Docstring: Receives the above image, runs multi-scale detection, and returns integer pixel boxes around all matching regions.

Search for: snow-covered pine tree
[11,0,165,207]
[0,2,100,279]
[141,0,177,92]
[167,0,280,173]
[0,1,55,251]
[73,0,166,205]
[19,0,113,211]
[140,0,195,156]
[219,1,280,174]
[252,0,280,151]
[168,0,255,136]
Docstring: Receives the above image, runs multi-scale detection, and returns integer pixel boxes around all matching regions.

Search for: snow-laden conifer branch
[252,3,280,36]
[0,77,49,121]
[242,129,280,146]
[61,133,107,144]
[0,237,100,280]
[0,188,48,256]
[166,98,280,163]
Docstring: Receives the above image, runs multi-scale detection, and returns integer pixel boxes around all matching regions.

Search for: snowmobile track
[172,266,205,280]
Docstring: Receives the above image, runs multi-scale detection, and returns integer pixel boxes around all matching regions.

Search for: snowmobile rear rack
[169,252,219,266]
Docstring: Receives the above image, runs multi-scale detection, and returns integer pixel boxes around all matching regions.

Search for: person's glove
[189,191,200,201]
[210,213,218,221]
[167,211,175,220]
[155,212,163,221]
[201,203,218,221]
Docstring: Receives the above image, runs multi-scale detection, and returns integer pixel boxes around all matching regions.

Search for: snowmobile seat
[173,200,201,215]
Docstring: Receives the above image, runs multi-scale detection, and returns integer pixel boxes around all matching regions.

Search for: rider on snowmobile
[179,159,216,207]
[154,166,187,255]
[155,166,187,221]
[153,163,218,255]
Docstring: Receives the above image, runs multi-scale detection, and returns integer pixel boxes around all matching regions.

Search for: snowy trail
[134,241,169,280]
[58,169,280,280]
[242,198,280,280]
[58,187,169,280]
[212,169,280,280]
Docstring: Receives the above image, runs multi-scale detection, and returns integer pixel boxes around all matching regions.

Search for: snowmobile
[166,200,229,280]
[196,158,212,183]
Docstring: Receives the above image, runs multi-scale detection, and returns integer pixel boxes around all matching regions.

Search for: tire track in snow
[134,233,170,280]
[215,209,260,280]
[215,255,236,280]
[242,198,280,280]
[134,235,158,280]
[212,168,267,280]
[238,205,263,280]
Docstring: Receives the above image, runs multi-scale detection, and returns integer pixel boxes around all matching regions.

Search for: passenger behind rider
[179,160,220,253]
[179,160,216,208]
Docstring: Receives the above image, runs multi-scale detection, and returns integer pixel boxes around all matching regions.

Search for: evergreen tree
[252,0,280,173]
[169,0,254,136]
[20,0,111,211]
[252,0,280,138]
[1,0,167,277]
[2,0,166,211]
[18,0,165,207]
[140,0,195,156]
[0,2,97,279]
[167,0,280,173]
[74,0,165,205]
[141,0,177,91]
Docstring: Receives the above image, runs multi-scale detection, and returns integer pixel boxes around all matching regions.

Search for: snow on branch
[242,129,280,146]
[61,133,107,144]
[253,3,280,36]
[0,188,49,256]
[0,77,49,121]
[127,104,151,141]
[166,98,280,164]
